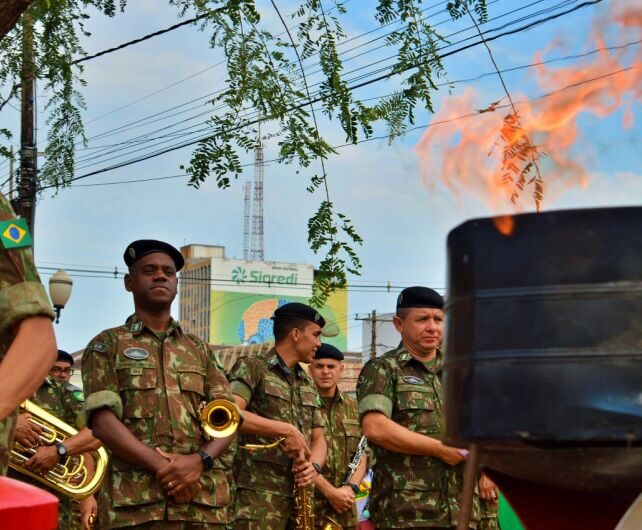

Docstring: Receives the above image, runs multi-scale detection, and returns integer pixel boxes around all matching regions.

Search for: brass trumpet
[10,401,108,500]
[200,399,241,438]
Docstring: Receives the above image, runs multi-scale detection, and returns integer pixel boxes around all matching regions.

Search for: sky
[0,0,640,354]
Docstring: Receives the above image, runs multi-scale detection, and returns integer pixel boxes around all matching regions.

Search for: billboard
[209,288,348,351]
[211,258,314,297]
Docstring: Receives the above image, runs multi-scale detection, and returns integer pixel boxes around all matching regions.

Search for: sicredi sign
[211,258,314,296]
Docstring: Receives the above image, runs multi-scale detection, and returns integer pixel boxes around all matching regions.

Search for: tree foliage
[0,0,488,306]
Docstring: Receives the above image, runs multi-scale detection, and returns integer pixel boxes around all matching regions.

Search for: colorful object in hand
[0,218,32,249]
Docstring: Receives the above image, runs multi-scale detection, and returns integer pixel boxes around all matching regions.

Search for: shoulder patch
[65,383,85,401]
[90,342,107,353]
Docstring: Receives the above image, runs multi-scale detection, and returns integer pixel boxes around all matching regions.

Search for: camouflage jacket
[82,314,234,529]
[229,348,324,497]
[0,192,55,476]
[357,343,480,529]
[313,390,361,529]
[31,377,85,429]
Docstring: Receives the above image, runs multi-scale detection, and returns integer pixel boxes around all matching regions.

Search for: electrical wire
[48,58,639,191]
[45,1,611,190]
[69,0,585,173]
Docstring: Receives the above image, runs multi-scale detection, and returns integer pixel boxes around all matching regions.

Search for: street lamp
[48,269,72,324]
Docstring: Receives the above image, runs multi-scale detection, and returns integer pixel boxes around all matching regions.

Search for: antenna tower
[242,176,251,260]
[250,124,265,261]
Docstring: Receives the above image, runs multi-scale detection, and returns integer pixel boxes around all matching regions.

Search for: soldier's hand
[80,494,97,530]
[435,442,467,466]
[292,458,317,488]
[24,445,59,474]
[172,482,201,504]
[14,414,42,448]
[155,448,203,496]
[280,424,311,460]
[479,473,499,502]
[328,485,355,513]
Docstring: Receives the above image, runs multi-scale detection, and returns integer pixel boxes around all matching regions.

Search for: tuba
[10,400,108,499]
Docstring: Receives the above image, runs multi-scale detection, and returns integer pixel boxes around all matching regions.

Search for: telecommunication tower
[243,125,265,261]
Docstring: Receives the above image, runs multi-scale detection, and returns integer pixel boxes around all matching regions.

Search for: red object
[489,470,635,530]
[358,521,375,530]
[0,477,58,530]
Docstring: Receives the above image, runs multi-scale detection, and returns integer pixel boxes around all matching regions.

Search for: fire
[415,4,641,211]
[493,215,515,236]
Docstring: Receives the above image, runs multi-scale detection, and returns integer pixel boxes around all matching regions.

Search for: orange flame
[493,215,515,236]
[415,4,641,211]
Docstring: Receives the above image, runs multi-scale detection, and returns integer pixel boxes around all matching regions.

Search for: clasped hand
[155,448,203,504]
[328,485,355,513]
[291,449,318,488]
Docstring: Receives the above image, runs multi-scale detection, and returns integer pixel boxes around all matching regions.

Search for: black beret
[397,286,444,309]
[273,302,326,328]
[314,343,344,361]
[124,239,184,271]
[57,350,74,366]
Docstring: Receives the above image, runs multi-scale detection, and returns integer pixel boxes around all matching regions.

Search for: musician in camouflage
[357,286,485,529]
[0,191,56,476]
[12,350,102,529]
[229,302,328,530]
[309,343,367,530]
[82,240,236,529]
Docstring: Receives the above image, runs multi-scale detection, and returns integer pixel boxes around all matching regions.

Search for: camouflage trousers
[57,497,80,530]
[478,499,499,530]
[234,488,296,530]
[125,522,226,529]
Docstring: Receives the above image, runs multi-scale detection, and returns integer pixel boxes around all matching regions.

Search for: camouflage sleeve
[204,345,235,402]
[312,406,325,429]
[228,356,262,404]
[357,359,394,419]
[0,193,55,331]
[81,331,123,422]
[64,384,86,429]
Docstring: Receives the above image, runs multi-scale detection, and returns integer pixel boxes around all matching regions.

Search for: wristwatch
[343,481,359,495]
[196,449,213,471]
[312,462,323,475]
[55,442,67,461]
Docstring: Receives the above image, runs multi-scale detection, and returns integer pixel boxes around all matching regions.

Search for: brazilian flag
[0,218,33,249]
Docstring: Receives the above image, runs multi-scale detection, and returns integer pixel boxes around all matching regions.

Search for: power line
[77,0,354,127]
[66,0,586,174]
[71,0,507,157]
[72,12,214,65]
[51,61,638,191]
[46,0,607,188]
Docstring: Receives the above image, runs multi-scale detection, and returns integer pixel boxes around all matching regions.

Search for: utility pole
[356,310,379,361]
[369,309,377,360]
[8,146,14,197]
[17,12,37,235]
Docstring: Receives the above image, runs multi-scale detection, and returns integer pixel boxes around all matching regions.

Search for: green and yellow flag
[0,218,33,249]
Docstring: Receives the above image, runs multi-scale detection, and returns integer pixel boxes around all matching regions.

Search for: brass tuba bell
[10,400,109,499]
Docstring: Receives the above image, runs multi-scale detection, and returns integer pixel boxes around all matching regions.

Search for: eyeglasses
[51,367,74,376]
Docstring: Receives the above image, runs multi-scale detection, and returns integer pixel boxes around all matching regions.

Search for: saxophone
[294,484,315,530]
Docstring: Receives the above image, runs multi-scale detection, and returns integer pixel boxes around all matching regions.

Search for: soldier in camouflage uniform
[229,302,328,530]
[0,191,57,476]
[309,343,367,530]
[357,286,498,529]
[11,350,101,529]
[82,240,236,529]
